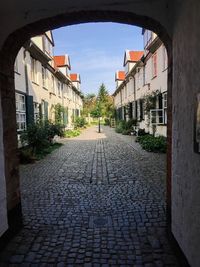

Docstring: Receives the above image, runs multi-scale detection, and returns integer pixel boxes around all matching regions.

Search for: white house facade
[113,30,168,137]
[14,31,83,137]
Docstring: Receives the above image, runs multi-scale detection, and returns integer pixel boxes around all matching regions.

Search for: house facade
[15,31,83,137]
[113,30,168,137]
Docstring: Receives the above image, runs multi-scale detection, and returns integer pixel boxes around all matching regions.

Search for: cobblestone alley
[0,126,180,266]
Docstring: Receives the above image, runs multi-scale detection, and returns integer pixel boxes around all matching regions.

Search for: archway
[0,8,173,259]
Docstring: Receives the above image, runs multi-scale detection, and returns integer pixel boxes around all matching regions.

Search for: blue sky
[53,23,143,95]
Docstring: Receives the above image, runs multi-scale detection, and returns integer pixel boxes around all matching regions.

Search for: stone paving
[0,126,180,266]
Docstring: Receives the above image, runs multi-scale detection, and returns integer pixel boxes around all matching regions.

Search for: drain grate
[89,216,111,228]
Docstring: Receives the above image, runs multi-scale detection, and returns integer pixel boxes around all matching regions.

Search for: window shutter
[44,101,48,120]
[140,99,144,120]
[123,106,126,120]
[63,108,68,126]
[26,95,34,126]
[158,93,163,109]
[137,100,141,121]
[129,102,133,119]
[135,101,138,120]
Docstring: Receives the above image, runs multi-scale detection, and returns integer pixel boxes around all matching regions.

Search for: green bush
[136,134,167,153]
[115,119,137,134]
[115,120,126,133]
[64,129,81,138]
[74,116,87,128]
[122,129,132,135]
[20,120,64,154]
[137,128,148,136]
[104,118,110,126]
[125,119,137,130]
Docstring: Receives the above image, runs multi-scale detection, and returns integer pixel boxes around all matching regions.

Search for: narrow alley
[0,126,179,266]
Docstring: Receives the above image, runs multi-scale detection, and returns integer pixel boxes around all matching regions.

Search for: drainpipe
[23,49,29,95]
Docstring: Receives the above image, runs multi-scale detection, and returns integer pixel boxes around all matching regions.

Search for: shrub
[115,119,137,134]
[21,122,49,154]
[137,128,148,136]
[74,116,87,128]
[125,119,137,130]
[45,121,65,140]
[20,120,64,154]
[115,120,126,133]
[104,118,110,126]
[64,129,81,138]
[136,134,167,153]
[122,129,132,135]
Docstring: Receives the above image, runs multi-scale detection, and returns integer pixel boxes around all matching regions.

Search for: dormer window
[143,29,152,49]
[43,36,53,57]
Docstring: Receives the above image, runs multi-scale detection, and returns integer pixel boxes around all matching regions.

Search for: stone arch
[0,9,172,241]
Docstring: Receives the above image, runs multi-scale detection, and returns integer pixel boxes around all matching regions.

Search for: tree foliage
[83,93,97,116]
[82,84,114,119]
[97,83,114,118]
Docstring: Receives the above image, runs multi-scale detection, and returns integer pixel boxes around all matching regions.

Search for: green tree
[83,93,97,116]
[97,83,114,118]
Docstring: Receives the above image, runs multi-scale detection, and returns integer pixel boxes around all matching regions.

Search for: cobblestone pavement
[0,126,180,266]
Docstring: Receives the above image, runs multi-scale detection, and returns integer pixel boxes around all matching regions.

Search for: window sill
[49,92,56,96]
[32,81,39,86]
[14,71,21,75]
[151,75,157,80]
[162,67,168,72]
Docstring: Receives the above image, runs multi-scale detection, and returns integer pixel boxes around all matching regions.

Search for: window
[163,92,167,124]
[31,57,38,83]
[152,52,157,78]
[14,58,19,73]
[34,102,40,122]
[150,109,164,124]
[44,36,53,57]
[163,46,168,71]
[16,93,26,131]
[144,29,152,48]
[51,75,55,94]
[125,86,127,99]
[41,100,48,121]
[57,82,61,97]
[143,66,146,85]
[42,66,48,88]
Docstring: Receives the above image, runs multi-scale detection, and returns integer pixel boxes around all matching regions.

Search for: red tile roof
[116,71,125,81]
[54,55,71,69]
[129,51,144,61]
[70,73,80,82]
[124,50,144,66]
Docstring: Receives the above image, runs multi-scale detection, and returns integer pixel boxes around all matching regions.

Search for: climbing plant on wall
[143,91,161,114]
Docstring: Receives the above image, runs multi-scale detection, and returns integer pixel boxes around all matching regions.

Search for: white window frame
[162,46,168,71]
[163,92,167,124]
[31,57,38,83]
[14,58,19,73]
[51,75,55,94]
[44,36,53,57]
[152,52,157,78]
[150,109,164,125]
[57,81,61,97]
[34,102,40,122]
[42,66,47,88]
[16,93,26,131]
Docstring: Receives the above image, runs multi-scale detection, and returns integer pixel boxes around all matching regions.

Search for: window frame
[16,93,26,131]
[150,109,164,125]
[152,52,157,78]
[31,57,38,83]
